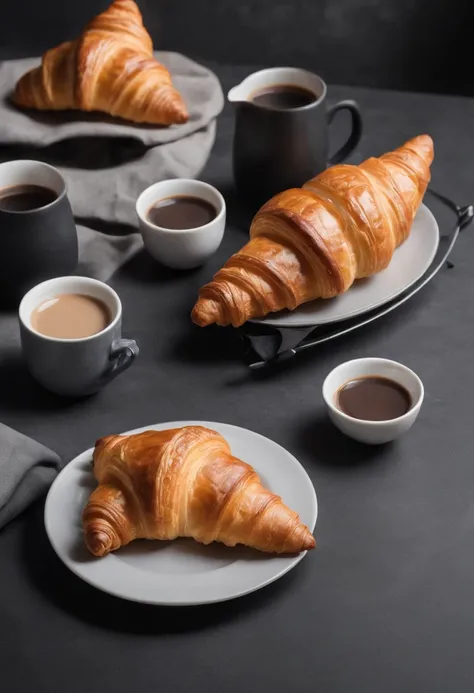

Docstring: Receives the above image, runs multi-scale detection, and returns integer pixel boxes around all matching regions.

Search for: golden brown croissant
[192,135,434,327]
[13,0,188,125]
[83,426,315,557]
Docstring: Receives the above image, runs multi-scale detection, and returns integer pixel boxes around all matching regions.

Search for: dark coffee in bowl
[0,184,57,211]
[250,84,317,109]
[337,376,411,421]
[31,293,111,339]
[147,195,217,230]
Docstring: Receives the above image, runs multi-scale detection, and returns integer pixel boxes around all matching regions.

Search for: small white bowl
[322,358,424,445]
[136,179,226,270]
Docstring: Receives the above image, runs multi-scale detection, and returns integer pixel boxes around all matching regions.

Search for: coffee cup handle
[327,100,363,165]
[101,338,139,386]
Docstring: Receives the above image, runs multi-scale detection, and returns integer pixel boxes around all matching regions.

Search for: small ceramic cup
[19,276,139,397]
[322,357,424,445]
[0,160,77,304]
[136,179,226,269]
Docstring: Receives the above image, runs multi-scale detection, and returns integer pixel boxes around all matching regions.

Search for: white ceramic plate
[45,421,317,606]
[255,203,439,328]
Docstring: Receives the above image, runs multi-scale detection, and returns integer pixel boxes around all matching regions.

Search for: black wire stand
[241,190,474,369]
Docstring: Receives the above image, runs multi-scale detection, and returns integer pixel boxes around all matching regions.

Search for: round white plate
[45,421,317,606]
[255,203,439,328]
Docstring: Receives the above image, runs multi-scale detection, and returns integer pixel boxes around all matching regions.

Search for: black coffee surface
[0,184,57,211]
[251,84,317,109]
[147,195,217,230]
[337,376,412,422]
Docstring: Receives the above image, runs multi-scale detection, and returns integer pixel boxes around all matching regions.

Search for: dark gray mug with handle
[229,67,363,207]
[19,276,139,397]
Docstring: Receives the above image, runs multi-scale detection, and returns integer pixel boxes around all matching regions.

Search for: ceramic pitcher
[229,67,363,207]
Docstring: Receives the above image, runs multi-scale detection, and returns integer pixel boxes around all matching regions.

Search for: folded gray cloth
[0,423,61,529]
[0,52,224,281]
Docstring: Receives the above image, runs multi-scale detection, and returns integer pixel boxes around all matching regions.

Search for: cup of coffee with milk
[19,276,139,396]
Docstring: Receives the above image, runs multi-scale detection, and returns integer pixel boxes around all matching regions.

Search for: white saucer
[255,203,439,328]
[44,421,317,606]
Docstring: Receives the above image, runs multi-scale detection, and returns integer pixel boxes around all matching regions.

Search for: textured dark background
[2,2,474,691]
[0,0,473,96]
[2,73,474,692]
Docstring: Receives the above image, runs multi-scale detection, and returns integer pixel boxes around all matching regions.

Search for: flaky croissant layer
[83,426,315,557]
[192,135,434,327]
[13,0,188,125]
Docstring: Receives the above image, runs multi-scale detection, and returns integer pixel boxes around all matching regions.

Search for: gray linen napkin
[0,52,224,281]
[0,422,61,529]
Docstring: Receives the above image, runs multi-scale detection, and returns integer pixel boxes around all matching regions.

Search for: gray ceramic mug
[229,67,363,206]
[0,160,78,305]
[19,276,139,396]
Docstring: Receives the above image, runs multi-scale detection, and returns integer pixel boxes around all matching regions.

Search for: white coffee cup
[19,276,139,397]
[136,179,226,269]
[322,358,424,445]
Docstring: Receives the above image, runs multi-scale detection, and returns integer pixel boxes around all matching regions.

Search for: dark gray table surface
[1,64,474,693]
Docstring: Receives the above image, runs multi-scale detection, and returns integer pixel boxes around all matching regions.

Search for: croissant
[83,426,315,557]
[192,135,434,327]
[13,0,188,125]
